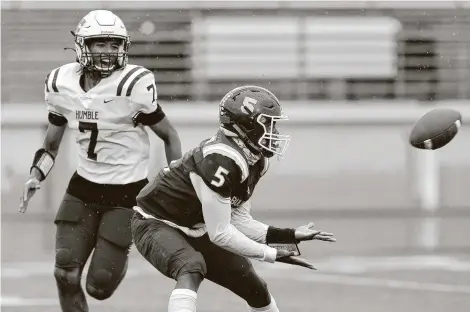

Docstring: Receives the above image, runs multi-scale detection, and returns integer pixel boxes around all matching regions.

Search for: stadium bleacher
[2,6,470,103]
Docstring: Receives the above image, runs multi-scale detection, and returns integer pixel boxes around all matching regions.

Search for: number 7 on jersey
[211,166,229,187]
[79,121,98,161]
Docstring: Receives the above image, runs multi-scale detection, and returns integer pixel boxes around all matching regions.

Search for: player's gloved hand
[276,255,317,270]
[275,249,316,270]
[295,222,336,243]
[19,177,41,213]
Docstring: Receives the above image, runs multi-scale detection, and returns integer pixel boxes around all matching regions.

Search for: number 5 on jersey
[211,166,229,187]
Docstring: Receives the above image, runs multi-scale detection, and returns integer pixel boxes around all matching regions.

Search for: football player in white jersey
[19,10,182,311]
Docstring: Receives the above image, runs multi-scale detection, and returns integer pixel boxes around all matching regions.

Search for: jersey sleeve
[127,68,165,126]
[195,153,242,199]
[44,68,67,126]
[129,68,158,113]
[195,143,249,198]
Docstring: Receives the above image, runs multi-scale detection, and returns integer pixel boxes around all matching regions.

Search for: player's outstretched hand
[276,256,317,270]
[295,222,336,243]
[19,177,41,213]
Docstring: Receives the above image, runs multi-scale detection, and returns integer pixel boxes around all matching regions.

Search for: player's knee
[249,277,269,300]
[86,283,113,301]
[173,251,207,280]
[54,266,81,291]
[54,248,82,290]
[86,269,115,300]
[241,271,271,308]
[55,248,73,267]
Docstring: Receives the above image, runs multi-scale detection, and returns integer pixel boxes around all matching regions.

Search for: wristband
[30,148,55,181]
[266,226,297,244]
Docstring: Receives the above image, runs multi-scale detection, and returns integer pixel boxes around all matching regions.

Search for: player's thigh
[85,207,134,296]
[54,193,100,268]
[193,236,270,307]
[131,213,207,280]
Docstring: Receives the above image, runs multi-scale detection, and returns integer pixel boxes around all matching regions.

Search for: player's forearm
[233,219,297,245]
[41,134,61,159]
[203,202,277,262]
[231,215,269,243]
[211,223,277,262]
[148,118,182,163]
[234,207,296,244]
[43,122,67,157]
[163,131,182,164]
[202,200,277,262]
[190,172,277,262]
[231,202,297,244]
[29,122,66,181]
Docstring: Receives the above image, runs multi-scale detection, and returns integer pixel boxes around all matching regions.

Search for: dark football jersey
[136,130,269,228]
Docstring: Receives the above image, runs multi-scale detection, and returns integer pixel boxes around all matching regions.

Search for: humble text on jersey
[76,110,99,120]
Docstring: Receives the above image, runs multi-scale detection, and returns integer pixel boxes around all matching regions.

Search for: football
[409,108,462,150]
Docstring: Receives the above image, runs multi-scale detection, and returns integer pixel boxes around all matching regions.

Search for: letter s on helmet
[73,10,130,73]
[219,85,291,158]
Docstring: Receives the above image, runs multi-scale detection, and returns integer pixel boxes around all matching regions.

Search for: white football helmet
[73,10,130,74]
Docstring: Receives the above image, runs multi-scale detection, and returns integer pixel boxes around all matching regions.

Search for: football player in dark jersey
[131,85,336,312]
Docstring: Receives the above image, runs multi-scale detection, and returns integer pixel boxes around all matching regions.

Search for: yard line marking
[1,296,59,307]
[262,271,470,294]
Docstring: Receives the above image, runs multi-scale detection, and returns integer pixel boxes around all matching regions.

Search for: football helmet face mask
[219,85,291,158]
[73,10,130,75]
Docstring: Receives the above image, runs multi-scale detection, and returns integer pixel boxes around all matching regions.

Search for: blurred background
[2,1,470,311]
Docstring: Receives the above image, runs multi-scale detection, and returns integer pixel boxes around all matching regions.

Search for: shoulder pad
[196,152,242,198]
[202,142,249,182]
[116,65,154,98]
[116,66,157,114]
[45,66,61,93]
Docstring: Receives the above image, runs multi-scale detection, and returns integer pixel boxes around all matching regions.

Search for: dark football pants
[54,193,134,300]
[130,212,271,308]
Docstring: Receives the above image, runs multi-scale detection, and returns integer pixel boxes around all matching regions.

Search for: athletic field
[2,210,470,312]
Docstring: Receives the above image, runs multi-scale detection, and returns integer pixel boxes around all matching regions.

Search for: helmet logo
[241,97,256,115]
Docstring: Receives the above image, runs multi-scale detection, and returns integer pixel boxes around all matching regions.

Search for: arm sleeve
[189,172,277,263]
[231,200,269,244]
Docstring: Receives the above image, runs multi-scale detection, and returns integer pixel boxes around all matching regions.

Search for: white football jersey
[45,63,159,184]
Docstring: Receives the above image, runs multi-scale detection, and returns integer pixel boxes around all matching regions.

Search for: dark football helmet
[219,85,290,158]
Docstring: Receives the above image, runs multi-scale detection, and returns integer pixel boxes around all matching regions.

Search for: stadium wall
[2,101,470,217]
